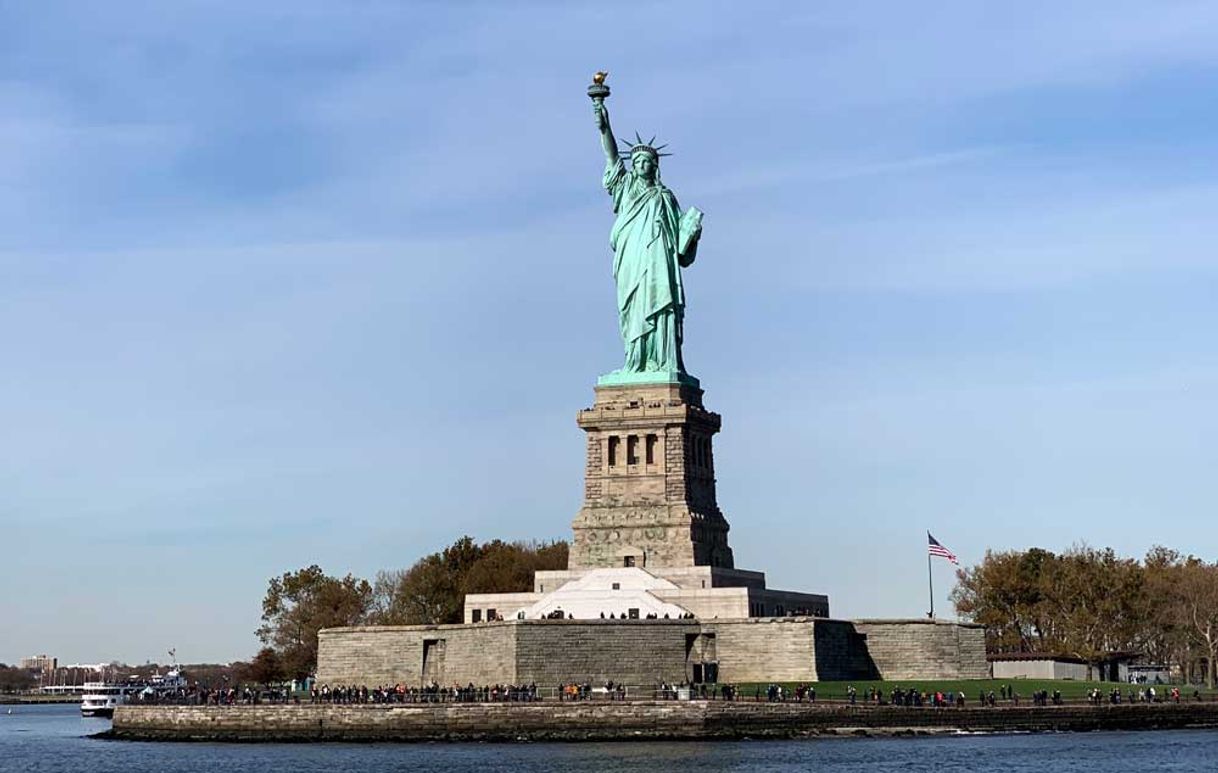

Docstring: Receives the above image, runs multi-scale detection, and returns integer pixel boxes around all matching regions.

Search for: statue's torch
[588,71,610,104]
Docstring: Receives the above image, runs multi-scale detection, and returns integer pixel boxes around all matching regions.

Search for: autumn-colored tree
[257,565,373,679]
[254,540,566,674]
[371,557,453,625]
[1170,559,1218,688]
[238,647,285,687]
[953,543,1218,684]
[464,539,569,595]
[1137,547,1194,675]
[1040,546,1144,670]
[369,537,568,625]
[951,547,1056,652]
[368,536,482,625]
[953,545,1144,674]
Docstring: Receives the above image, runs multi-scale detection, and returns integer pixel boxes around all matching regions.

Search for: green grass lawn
[730,679,1209,702]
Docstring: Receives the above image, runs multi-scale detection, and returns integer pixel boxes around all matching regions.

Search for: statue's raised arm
[589,72,618,164]
[595,103,618,163]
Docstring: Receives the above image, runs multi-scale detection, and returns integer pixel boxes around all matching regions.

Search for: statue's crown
[619,132,671,160]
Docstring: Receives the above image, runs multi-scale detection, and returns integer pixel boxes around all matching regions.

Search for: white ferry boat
[80,670,187,717]
[79,682,142,717]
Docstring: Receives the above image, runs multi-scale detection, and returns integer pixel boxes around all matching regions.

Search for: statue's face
[632,153,657,181]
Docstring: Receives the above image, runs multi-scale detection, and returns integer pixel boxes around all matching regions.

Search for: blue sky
[3,2,1217,664]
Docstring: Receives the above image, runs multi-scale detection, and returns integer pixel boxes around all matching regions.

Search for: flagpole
[927,543,935,619]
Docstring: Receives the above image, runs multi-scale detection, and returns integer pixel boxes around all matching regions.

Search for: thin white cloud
[691,146,1009,198]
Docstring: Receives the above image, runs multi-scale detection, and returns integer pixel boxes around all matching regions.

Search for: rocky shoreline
[103,701,1218,743]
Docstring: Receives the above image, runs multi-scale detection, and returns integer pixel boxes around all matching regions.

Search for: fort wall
[853,619,987,680]
[316,618,985,687]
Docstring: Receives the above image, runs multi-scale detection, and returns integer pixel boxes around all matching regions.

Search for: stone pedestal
[569,381,734,569]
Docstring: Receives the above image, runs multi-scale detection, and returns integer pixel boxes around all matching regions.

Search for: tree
[374,554,459,625]
[1172,559,1218,689]
[1040,546,1144,674]
[369,536,568,625]
[0,665,35,692]
[951,548,1055,652]
[1141,547,1196,679]
[257,565,372,679]
[953,544,1147,676]
[238,648,285,687]
[464,539,569,595]
[256,539,568,672]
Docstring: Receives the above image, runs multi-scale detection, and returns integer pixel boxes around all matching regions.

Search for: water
[2,703,1216,772]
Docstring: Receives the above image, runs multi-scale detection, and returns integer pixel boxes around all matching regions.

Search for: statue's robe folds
[604,158,691,374]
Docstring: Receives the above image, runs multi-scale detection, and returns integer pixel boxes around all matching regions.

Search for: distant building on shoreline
[19,654,57,675]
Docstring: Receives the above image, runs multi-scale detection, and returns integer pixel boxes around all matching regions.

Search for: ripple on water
[2,704,1216,772]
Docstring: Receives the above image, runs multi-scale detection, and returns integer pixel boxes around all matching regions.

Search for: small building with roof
[989,651,1147,682]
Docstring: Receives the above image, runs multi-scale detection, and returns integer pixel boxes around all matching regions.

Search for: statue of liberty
[590,74,703,385]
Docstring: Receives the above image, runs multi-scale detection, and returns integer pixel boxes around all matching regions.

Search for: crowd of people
[594,612,698,620]
[1086,685,1197,705]
[841,685,968,707]
[840,684,1045,708]
[311,681,541,703]
[126,685,293,706]
[755,684,817,702]
[655,682,749,700]
[123,677,1215,709]
[531,610,701,620]
[556,681,631,700]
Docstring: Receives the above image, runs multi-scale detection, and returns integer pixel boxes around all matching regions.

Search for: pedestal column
[569,381,734,569]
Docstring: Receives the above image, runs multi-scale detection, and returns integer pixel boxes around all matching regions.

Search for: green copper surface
[590,76,703,385]
[596,370,700,388]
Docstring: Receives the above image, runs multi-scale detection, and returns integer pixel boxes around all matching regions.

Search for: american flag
[927,532,959,565]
